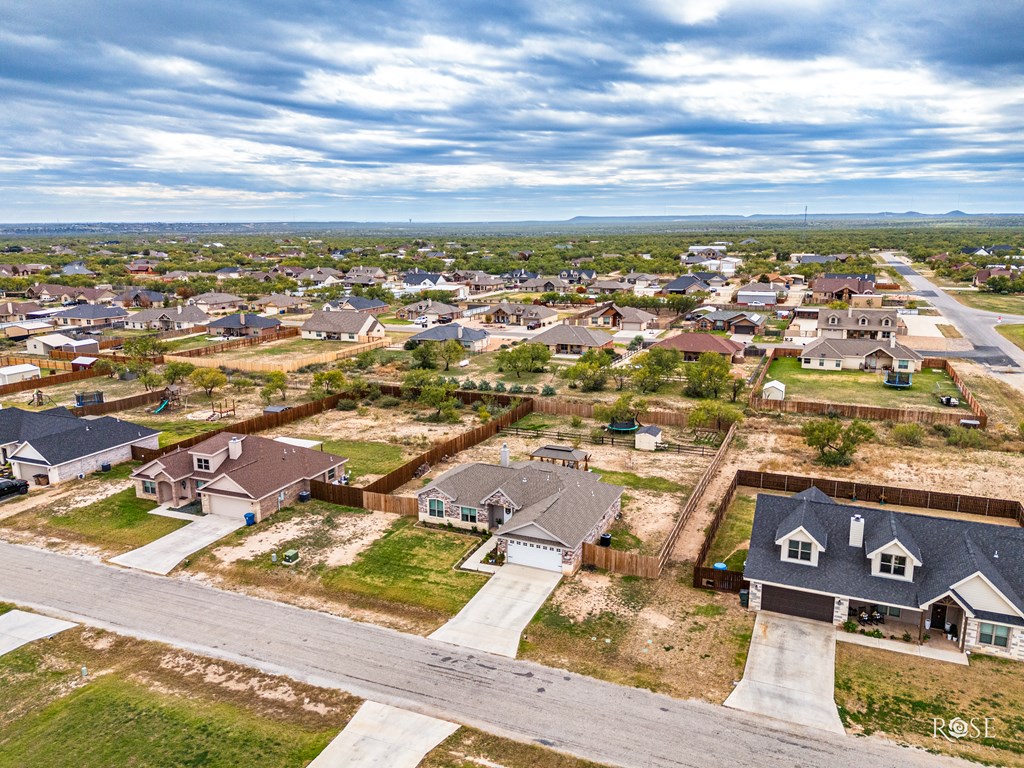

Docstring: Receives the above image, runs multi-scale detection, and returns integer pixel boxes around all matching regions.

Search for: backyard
[703,493,755,572]
[766,356,967,410]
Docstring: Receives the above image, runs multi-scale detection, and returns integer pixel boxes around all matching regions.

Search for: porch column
[918,611,925,644]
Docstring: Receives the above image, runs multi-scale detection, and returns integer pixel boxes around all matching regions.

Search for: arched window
[882,318,891,327]
[828,316,838,325]
[858,317,868,326]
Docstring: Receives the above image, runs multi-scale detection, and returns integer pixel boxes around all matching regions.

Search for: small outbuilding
[0,363,41,386]
[634,425,663,451]
[529,444,590,470]
[761,380,786,401]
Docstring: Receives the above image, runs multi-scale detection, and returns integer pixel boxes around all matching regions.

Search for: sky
[1,1,1023,223]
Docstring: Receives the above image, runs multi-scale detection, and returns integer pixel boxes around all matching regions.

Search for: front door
[930,603,947,630]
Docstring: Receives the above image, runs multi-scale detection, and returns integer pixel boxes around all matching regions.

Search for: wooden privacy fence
[307,481,419,516]
[500,426,719,455]
[582,543,661,579]
[166,327,300,358]
[533,397,691,428]
[0,355,75,371]
[0,367,102,396]
[168,336,391,373]
[68,388,166,417]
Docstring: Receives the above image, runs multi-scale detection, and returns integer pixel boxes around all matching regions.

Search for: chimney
[240,314,246,326]
[228,436,242,460]
[500,442,510,468]
[847,306,852,318]
[849,514,864,547]
[890,334,896,348]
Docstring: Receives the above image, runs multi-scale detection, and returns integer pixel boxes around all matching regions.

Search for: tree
[594,394,649,427]
[411,341,438,369]
[419,379,460,422]
[122,335,168,361]
[801,418,875,466]
[189,368,227,397]
[689,401,744,431]
[496,345,532,378]
[353,350,377,370]
[628,335,645,351]
[522,342,551,372]
[310,369,346,397]
[139,370,164,392]
[163,360,195,385]
[684,352,731,399]
[437,339,465,371]
[92,359,115,378]
[559,349,612,392]
[729,376,747,403]
[264,370,288,401]
[630,347,680,393]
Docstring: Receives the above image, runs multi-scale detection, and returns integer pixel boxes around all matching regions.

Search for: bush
[377,395,402,408]
[523,385,538,394]
[932,423,952,437]
[477,380,492,392]
[842,619,859,633]
[494,382,507,393]
[403,338,419,351]
[570,415,584,429]
[461,379,476,390]
[335,399,358,411]
[541,384,556,396]
[508,383,524,394]
[589,426,606,442]
[891,423,925,447]
[946,425,987,449]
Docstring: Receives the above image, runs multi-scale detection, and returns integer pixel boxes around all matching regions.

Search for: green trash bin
[283,549,300,565]
[739,589,749,608]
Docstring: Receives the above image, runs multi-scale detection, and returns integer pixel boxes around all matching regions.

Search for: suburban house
[124,304,209,331]
[206,313,281,338]
[417,453,623,574]
[325,296,389,315]
[408,323,488,352]
[0,301,43,323]
[482,302,559,328]
[735,282,779,306]
[297,267,344,286]
[817,308,906,340]
[661,275,710,295]
[250,293,310,314]
[694,311,765,336]
[692,271,728,289]
[744,487,1024,660]
[591,279,635,295]
[394,299,462,322]
[52,304,128,328]
[117,288,165,308]
[811,275,877,303]
[213,266,244,281]
[0,406,159,483]
[558,268,597,284]
[344,266,387,283]
[654,333,744,362]
[188,292,245,314]
[520,276,571,293]
[25,284,115,305]
[132,433,346,521]
[126,258,161,275]
[400,271,456,292]
[800,337,923,371]
[573,303,657,332]
[61,261,95,277]
[300,310,385,342]
[532,324,615,356]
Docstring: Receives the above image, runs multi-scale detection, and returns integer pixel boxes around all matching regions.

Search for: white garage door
[205,494,253,520]
[505,539,562,572]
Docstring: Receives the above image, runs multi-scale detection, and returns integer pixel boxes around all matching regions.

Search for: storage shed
[762,380,786,401]
[0,363,41,386]
[634,425,663,451]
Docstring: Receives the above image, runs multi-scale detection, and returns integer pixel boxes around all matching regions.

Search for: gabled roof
[191,292,243,304]
[654,333,743,355]
[802,337,923,362]
[128,305,209,323]
[531,324,614,348]
[410,323,487,343]
[330,296,388,311]
[53,304,128,320]
[774,498,828,550]
[252,293,306,307]
[662,275,710,292]
[207,313,280,330]
[864,512,923,564]
[301,310,377,334]
[7,411,158,466]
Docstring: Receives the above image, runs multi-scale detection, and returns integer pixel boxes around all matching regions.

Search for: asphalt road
[0,543,969,768]
[880,252,1024,368]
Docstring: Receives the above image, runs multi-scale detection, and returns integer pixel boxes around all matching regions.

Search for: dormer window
[196,457,210,471]
[879,553,907,576]
[828,316,838,325]
[858,317,868,326]
[882,318,891,327]
[788,540,813,561]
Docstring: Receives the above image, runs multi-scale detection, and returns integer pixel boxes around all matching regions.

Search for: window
[195,480,205,489]
[858,317,868,326]
[461,507,478,523]
[196,457,210,471]
[887,606,902,618]
[327,467,336,481]
[979,623,1010,648]
[879,553,907,576]
[141,480,156,495]
[882,318,891,327]
[787,540,812,561]
[818,359,824,367]
[828,316,838,325]
[897,360,909,370]
[428,498,444,518]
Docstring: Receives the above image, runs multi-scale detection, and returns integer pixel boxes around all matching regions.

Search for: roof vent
[994,550,999,559]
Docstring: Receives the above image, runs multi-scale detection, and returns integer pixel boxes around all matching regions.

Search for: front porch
[848,596,967,652]
[837,629,968,665]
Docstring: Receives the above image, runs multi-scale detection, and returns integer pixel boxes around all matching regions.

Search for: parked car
[526,321,541,330]
[414,315,429,326]
[437,315,453,324]
[0,478,29,499]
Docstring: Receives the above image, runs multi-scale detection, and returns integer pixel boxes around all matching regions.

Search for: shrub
[523,385,538,394]
[403,338,419,351]
[335,399,358,411]
[589,426,606,442]
[932,423,952,437]
[461,379,476,390]
[378,395,402,408]
[508,383,523,394]
[477,380,492,391]
[946,425,987,449]
[891,423,925,447]
[494,382,507,393]
[570,415,584,429]
[842,619,859,633]
[541,384,556,396]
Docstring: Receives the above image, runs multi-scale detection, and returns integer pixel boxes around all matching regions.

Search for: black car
[0,479,29,499]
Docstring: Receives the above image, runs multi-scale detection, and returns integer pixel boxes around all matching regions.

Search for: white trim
[866,538,922,566]
[500,521,570,548]
[774,524,826,550]
[949,572,1024,619]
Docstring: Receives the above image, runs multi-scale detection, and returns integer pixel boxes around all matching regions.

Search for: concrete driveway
[725,611,845,735]
[0,609,77,656]
[430,564,561,657]
[110,513,244,575]
[308,701,458,768]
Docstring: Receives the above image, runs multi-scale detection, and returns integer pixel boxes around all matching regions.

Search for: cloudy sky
[1,1,1022,222]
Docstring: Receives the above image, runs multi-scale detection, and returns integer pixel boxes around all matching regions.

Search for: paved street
[0,542,969,768]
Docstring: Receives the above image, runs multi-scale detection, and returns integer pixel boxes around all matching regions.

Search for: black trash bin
[599,533,612,548]
[297,490,312,503]
[100,462,111,473]
[739,589,749,608]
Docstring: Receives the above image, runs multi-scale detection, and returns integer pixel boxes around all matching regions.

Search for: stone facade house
[301,310,385,342]
[531,324,614,356]
[817,308,906,340]
[482,302,559,328]
[800,337,923,372]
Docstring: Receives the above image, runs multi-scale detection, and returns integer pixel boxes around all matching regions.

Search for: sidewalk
[836,630,968,665]
[459,536,498,574]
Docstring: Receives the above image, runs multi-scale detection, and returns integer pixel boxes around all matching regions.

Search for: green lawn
[0,676,334,768]
[952,292,1024,315]
[1,488,185,553]
[997,324,1024,354]
[767,356,967,409]
[302,436,409,481]
[705,494,755,571]
[135,418,226,447]
[321,517,486,614]
[591,468,685,494]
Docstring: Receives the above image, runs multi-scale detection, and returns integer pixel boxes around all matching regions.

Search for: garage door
[505,539,562,572]
[205,494,254,520]
[760,586,834,622]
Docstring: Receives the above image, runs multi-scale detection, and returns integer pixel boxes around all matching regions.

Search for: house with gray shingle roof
[800,337,922,372]
[417,455,623,574]
[301,310,385,342]
[530,324,614,356]
[744,487,1024,659]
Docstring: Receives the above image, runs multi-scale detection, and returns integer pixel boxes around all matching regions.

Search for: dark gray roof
[663,275,709,292]
[636,425,662,436]
[302,310,376,334]
[54,304,128,320]
[331,296,387,311]
[0,406,78,445]
[745,492,1024,617]
[531,324,613,348]
[774,498,828,549]
[530,445,590,461]
[207,313,280,330]
[8,412,158,466]
[410,323,487,343]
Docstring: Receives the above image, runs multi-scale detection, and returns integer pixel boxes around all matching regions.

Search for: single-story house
[417,454,623,574]
[811,276,877,303]
[250,293,310,314]
[124,304,209,331]
[117,289,166,308]
[25,332,78,356]
[817,308,905,340]
[693,311,765,335]
[325,296,389,315]
[25,284,115,305]
[692,272,728,289]
[408,323,488,352]
[482,302,559,328]
[0,301,43,323]
[206,313,281,338]
[800,337,923,372]
[61,261,95,277]
[132,433,346,520]
[300,310,385,342]
[574,303,657,332]
[654,332,744,362]
[1,407,159,483]
[661,275,710,295]
[520,277,571,293]
[297,267,344,286]
[744,487,1024,660]
[735,283,779,307]
[0,363,40,386]
[394,299,462,322]
[188,292,245,314]
[531,324,615,356]
[52,304,128,328]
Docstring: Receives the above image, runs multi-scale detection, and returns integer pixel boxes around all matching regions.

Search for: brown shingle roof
[655,333,744,355]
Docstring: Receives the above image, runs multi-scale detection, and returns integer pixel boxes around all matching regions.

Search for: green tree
[437,338,465,371]
[412,341,438,369]
[559,349,613,392]
[163,360,195,385]
[122,335,168,361]
[593,394,649,426]
[729,376,747,403]
[522,342,551,372]
[801,418,875,466]
[189,368,228,397]
[310,369,346,397]
[684,352,731,399]
[496,345,532,378]
[264,370,288,400]
[419,379,460,422]
[139,369,164,392]
[630,347,680,393]
[689,401,744,431]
